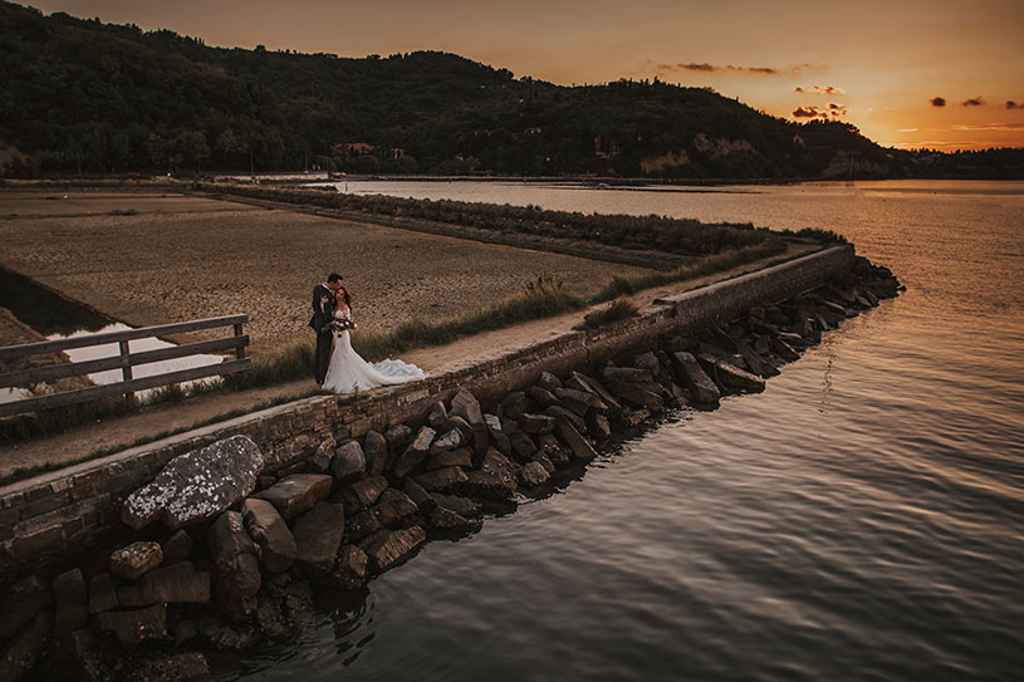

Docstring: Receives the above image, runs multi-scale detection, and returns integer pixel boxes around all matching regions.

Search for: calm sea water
[233,180,1024,681]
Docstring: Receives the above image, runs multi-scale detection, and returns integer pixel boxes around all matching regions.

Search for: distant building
[335,142,376,156]
[594,135,620,159]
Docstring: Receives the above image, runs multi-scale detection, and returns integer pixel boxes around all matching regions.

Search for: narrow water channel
[0,267,228,403]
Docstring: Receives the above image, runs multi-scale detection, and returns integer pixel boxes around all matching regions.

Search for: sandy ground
[0,242,819,481]
[0,191,655,356]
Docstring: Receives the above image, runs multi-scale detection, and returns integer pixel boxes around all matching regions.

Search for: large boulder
[0,611,51,680]
[95,604,167,646]
[430,428,463,453]
[293,502,346,577]
[544,405,585,432]
[554,388,605,416]
[332,545,369,590]
[363,430,389,476]
[526,386,558,408]
[360,527,426,575]
[537,371,562,392]
[242,499,297,573]
[0,576,51,641]
[509,430,537,461]
[671,352,721,406]
[88,573,118,615]
[52,568,88,635]
[339,475,388,512]
[373,488,419,527]
[392,426,436,478]
[484,414,511,457]
[554,419,598,461]
[426,447,473,471]
[707,358,766,393]
[459,449,518,500]
[403,479,436,513]
[254,579,316,642]
[500,391,530,420]
[414,466,468,493]
[207,511,261,622]
[426,402,449,430]
[122,435,264,530]
[520,413,556,435]
[384,424,414,453]
[450,388,483,426]
[519,461,551,488]
[311,437,336,473]
[254,473,333,520]
[429,505,477,532]
[431,494,483,518]
[162,530,194,564]
[587,412,612,441]
[110,541,163,580]
[331,441,367,483]
[117,561,211,607]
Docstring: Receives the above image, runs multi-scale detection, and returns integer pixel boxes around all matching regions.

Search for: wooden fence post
[234,323,246,359]
[119,339,135,406]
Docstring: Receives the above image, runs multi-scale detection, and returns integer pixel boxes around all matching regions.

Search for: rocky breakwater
[0,256,901,682]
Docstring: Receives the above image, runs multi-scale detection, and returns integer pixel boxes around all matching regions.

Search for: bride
[321,286,426,394]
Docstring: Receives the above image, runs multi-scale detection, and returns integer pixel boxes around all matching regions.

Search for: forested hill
[1,1,1022,178]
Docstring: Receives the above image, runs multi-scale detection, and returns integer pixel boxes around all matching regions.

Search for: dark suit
[309,284,336,385]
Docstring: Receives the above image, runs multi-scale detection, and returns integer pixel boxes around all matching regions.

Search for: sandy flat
[0,192,656,355]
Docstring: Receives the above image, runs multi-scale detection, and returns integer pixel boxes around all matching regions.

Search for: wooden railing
[0,314,251,417]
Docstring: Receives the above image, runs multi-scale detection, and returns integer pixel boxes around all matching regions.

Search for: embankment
[1,244,856,575]
[0,244,907,682]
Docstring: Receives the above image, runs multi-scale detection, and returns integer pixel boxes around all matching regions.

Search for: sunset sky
[30,0,1024,150]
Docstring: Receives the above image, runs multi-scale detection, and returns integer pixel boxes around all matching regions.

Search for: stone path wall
[0,245,854,580]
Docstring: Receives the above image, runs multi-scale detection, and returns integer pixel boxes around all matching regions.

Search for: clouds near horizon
[657,62,820,77]
[930,97,947,107]
[795,85,845,95]
[962,97,985,107]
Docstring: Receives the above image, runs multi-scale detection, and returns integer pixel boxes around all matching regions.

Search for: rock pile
[0,258,901,682]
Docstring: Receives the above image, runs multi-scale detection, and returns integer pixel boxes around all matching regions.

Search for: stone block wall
[0,245,853,580]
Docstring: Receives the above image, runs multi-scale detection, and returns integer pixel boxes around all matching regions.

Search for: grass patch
[590,240,787,304]
[578,299,640,330]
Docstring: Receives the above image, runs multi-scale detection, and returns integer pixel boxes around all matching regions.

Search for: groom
[309,272,343,385]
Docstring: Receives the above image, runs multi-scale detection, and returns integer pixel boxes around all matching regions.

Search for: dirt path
[0,243,818,482]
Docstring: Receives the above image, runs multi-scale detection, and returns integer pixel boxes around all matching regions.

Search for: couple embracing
[309,273,425,394]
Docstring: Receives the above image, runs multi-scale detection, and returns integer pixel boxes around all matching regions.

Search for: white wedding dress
[321,308,426,394]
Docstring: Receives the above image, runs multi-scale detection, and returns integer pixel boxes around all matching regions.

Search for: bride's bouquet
[329,317,357,333]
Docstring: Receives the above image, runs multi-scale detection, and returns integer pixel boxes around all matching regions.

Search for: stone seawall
[0,245,854,578]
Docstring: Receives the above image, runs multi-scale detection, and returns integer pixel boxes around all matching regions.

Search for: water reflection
[1,267,229,402]
[208,179,1023,682]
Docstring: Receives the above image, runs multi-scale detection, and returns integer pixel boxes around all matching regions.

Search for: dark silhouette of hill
[1,1,1021,178]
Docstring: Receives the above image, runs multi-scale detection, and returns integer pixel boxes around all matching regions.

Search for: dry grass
[0,191,657,356]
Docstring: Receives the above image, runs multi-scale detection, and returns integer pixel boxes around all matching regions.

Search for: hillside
[1,1,1022,179]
